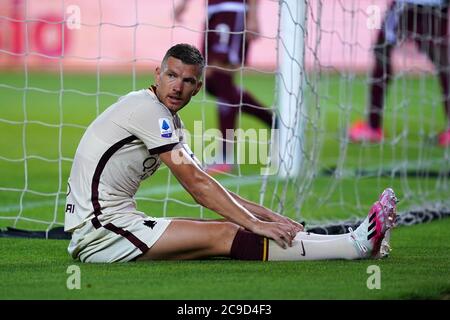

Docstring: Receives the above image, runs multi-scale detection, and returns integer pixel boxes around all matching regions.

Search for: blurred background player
[175,0,275,174]
[349,0,450,147]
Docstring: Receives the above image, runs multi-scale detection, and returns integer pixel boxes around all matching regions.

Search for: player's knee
[204,71,236,98]
[218,102,237,119]
[212,222,240,244]
[224,221,240,237]
[204,72,222,96]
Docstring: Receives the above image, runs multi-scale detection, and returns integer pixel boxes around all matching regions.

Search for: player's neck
[149,85,177,115]
[149,85,157,96]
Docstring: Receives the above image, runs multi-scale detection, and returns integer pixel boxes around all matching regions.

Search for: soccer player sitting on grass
[64,43,398,263]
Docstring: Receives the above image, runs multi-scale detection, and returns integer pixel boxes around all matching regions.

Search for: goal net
[0,0,449,237]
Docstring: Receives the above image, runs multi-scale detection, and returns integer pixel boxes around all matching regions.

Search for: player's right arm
[159,146,296,248]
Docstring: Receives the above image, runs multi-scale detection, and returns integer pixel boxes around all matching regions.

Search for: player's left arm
[178,143,303,230]
[228,191,304,232]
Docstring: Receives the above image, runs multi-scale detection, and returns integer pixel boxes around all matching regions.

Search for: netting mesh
[270,0,450,227]
[0,0,449,236]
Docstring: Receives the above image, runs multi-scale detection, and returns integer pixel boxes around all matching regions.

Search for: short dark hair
[161,43,205,75]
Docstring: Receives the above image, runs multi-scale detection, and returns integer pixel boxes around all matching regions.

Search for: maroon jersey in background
[204,0,249,65]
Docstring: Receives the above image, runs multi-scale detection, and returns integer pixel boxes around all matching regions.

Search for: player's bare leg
[136,220,240,260]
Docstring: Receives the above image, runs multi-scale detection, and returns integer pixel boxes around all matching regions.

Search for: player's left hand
[276,215,304,234]
[265,211,303,234]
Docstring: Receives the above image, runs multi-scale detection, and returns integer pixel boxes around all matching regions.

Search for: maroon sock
[205,70,273,162]
[217,99,238,163]
[205,70,273,127]
[368,26,394,130]
[369,50,392,129]
[415,4,450,127]
[426,43,450,127]
[229,229,268,261]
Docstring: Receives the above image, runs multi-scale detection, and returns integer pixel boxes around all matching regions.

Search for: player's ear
[192,80,202,96]
[155,67,161,86]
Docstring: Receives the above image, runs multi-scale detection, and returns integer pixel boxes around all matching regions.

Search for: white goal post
[276,0,306,178]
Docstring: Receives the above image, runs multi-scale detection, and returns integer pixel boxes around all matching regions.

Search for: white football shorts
[68,212,171,263]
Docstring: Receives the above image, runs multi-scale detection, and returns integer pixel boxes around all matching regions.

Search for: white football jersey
[64,87,184,232]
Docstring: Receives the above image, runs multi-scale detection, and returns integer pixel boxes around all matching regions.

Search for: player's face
[155,57,203,113]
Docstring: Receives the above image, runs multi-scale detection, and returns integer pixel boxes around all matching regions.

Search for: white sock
[294,231,349,241]
[268,234,361,261]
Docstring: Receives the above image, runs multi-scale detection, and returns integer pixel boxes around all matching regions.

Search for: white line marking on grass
[136,174,264,197]
[0,199,61,213]
[1,156,445,214]
[0,175,265,213]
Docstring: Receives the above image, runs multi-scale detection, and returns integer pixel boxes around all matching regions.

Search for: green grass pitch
[0,70,449,299]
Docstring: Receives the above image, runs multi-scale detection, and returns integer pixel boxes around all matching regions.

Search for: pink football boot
[438,128,450,147]
[349,188,398,259]
[349,121,383,143]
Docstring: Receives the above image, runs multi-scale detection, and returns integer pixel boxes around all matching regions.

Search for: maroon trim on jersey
[149,142,180,155]
[89,134,149,253]
[103,222,149,253]
[208,0,244,5]
[91,216,102,229]
[91,135,137,223]
[149,85,157,94]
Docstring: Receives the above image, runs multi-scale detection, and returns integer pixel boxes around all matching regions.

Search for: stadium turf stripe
[0,175,265,212]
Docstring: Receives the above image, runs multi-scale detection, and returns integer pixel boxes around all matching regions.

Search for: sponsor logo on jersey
[159,118,173,138]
